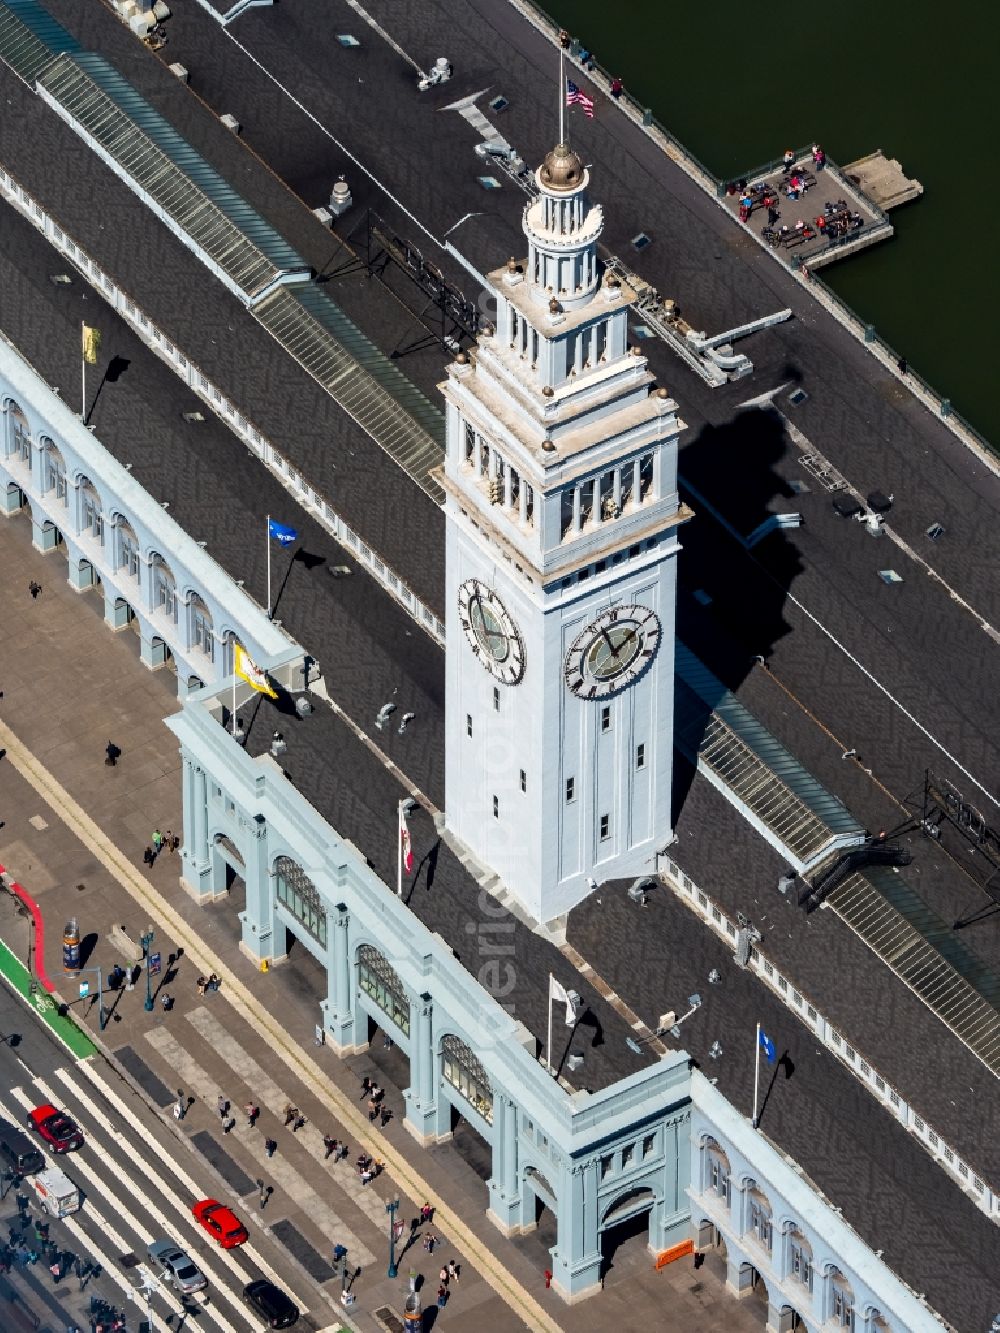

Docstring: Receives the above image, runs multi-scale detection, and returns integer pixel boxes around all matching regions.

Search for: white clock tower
[440,143,690,923]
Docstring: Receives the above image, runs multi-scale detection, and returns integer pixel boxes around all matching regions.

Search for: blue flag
[268,519,298,547]
[759,1028,776,1063]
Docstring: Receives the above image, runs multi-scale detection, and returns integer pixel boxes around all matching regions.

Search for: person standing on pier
[783,148,795,174]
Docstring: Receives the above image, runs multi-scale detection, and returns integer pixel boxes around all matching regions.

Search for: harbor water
[542,0,1000,446]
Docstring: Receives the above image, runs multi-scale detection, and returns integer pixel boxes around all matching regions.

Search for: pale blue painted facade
[0,343,286,691]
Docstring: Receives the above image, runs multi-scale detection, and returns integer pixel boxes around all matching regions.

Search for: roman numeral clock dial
[457,579,525,685]
[564,604,661,698]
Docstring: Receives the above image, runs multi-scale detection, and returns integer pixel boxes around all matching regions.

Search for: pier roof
[1,2,1000,1327]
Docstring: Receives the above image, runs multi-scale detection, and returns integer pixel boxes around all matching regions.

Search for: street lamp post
[386,1197,400,1278]
[141,927,155,1012]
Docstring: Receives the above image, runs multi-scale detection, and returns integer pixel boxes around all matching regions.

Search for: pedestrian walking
[105,740,121,766]
[28,580,41,599]
[170,833,180,853]
[422,1234,431,1253]
[207,972,221,992]
[782,148,795,174]
[223,1116,236,1134]
[282,1102,296,1126]
[164,829,175,853]
[439,1265,449,1287]
[360,1076,371,1100]
[217,1095,228,1120]
[152,829,164,852]
[245,1103,260,1128]
[196,975,208,996]
[544,1267,552,1288]
[265,1137,277,1158]
[380,1106,392,1127]
[448,1259,460,1281]
[292,1114,306,1132]
[610,75,623,99]
[420,1202,432,1224]
[426,1233,437,1255]
[173,1096,185,1120]
[323,1135,337,1159]
[160,992,173,1011]
[367,1100,378,1123]
[142,846,155,868]
[436,1284,448,1309]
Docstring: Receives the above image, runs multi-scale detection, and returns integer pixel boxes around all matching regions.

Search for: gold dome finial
[539,142,584,192]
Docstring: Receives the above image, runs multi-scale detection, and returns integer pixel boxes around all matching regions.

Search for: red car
[27,1104,84,1153]
[191,1199,248,1248]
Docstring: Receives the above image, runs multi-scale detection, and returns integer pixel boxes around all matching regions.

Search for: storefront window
[441,1034,493,1124]
[357,944,410,1036]
[274,856,327,947]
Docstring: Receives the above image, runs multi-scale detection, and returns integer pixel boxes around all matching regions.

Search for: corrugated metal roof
[675,645,865,866]
[0,0,78,85]
[38,51,308,298]
[255,286,445,503]
[828,870,1000,1078]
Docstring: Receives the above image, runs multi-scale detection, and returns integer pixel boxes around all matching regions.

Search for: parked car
[26,1105,84,1153]
[243,1278,299,1328]
[191,1199,248,1248]
[148,1240,207,1295]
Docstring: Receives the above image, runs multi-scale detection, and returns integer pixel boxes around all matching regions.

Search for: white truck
[28,1166,81,1218]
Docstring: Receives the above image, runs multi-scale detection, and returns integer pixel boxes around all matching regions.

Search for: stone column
[572,486,582,534]
[322,906,362,1052]
[486,1091,521,1234]
[66,550,93,593]
[239,814,276,963]
[104,585,131,630]
[31,513,59,553]
[403,994,440,1144]
[180,761,214,901]
[726,1248,755,1298]
[0,480,24,516]
[550,1161,602,1301]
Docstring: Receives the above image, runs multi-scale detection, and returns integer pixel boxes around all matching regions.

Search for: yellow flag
[234,644,277,698]
[82,325,101,365]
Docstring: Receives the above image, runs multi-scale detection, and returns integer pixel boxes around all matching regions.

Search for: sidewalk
[0,509,761,1332]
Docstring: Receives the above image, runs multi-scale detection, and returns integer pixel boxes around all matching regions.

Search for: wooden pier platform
[841,151,923,210]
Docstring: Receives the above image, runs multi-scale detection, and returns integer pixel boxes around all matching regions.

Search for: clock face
[564,604,660,698]
[458,579,525,685]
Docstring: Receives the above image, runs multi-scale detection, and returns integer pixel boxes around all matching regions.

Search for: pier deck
[720,149,894,270]
[841,150,924,210]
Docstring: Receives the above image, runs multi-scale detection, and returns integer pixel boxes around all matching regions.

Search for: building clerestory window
[357,944,411,1036]
[441,1034,493,1124]
[274,856,327,948]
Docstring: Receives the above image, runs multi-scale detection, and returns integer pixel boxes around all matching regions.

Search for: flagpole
[547,975,554,1075]
[559,48,565,145]
[81,320,86,421]
[232,668,237,736]
[752,1021,761,1128]
[265,513,272,619]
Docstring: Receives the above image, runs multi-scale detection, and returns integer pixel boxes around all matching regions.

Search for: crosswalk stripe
[0,1089,177,1332]
[146,1028,377,1268]
[39,1068,266,1333]
[187,1008,389,1229]
[75,1057,315,1314]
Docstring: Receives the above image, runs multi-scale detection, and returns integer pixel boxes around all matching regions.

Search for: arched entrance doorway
[599,1187,656,1280]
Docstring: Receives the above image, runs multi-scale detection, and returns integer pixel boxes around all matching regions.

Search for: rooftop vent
[787,388,809,406]
[631,232,652,251]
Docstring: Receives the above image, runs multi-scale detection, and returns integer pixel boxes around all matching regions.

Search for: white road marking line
[146,1028,377,1268]
[43,1067,266,1333]
[188,1008,388,1230]
[0,1090,179,1331]
[75,1058,313,1312]
[60,1213,173,1333]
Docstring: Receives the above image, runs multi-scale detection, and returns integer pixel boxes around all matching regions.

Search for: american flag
[565,78,594,120]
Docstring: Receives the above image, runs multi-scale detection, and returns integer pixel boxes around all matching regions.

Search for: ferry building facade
[0,138,941,1329]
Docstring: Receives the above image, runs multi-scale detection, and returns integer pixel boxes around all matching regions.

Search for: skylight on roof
[878,569,903,584]
[337,34,360,47]
[477,176,502,190]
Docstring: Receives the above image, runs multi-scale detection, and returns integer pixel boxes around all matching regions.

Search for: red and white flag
[400,805,414,876]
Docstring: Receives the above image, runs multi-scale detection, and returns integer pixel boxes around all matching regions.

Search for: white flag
[399,806,414,875]
[549,974,578,1027]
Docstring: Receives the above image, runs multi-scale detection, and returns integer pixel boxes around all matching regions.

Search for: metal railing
[512,0,998,469]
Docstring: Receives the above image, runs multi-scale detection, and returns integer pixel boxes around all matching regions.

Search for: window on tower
[520,769,526,793]
[524,483,534,527]
[466,714,472,737]
[636,743,646,770]
[600,706,611,733]
[493,795,499,819]
[600,813,610,840]
[464,422,475,465]
[560,489,574,539]
[480,443,491,478]
[493,686,500,712]
[639,453,654,501]
[579,479,594,527]
[510,308,519,346]
[565,777,575,803]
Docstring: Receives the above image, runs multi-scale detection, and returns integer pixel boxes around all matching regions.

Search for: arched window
[151,554,178,622]
[79,478,104,543]
[787,1227,813,1292]
[829,1269,855,1329]
[441,1034,493,1124]
[5,402,31,464]
[274,856,327,947]
[190,594,214,660]
[116,518,141,582]
[703,1138,731,1207]
[41,441,67,503]
[357,944,410,1036]
[745,1184,772,1253]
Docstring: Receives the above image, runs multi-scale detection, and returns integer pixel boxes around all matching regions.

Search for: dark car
[26,1105,84,1154]
[243,1278,298,1328]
